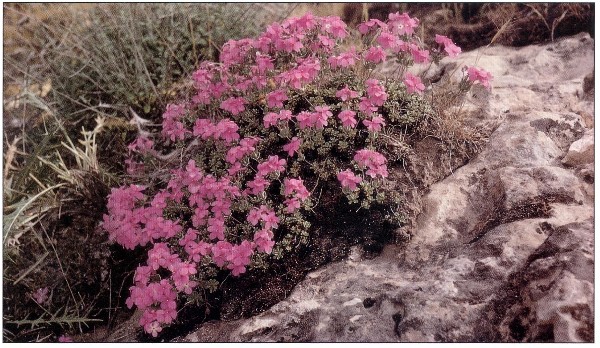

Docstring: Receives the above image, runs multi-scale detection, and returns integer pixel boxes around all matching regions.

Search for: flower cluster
[32,287,49,305]
[466,66,493,89]
[106,11,491,337]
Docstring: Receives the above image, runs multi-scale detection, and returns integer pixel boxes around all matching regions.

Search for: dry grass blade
[487,16,514,48]
[12,251,50,285]
[3,136,25,199]
[551,10,568,42]
[3,183,65,246]
[525,4,551,31]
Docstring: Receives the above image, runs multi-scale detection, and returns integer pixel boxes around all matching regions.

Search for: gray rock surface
[563,129,594,167]
[182,33,594,343]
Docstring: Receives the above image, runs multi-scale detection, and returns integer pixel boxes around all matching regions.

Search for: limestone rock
[562,129,594,167]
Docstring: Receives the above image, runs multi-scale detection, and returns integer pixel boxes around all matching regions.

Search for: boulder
[562,129,594,167]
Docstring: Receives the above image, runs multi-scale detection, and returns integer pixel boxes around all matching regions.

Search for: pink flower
[227,240,255,276]
[211,241,233,267]
[376,32,397,49]
[263,112,279,128]
[283,137,302,156]
[134,266,153,285]
[444,43,461,58]
[391,39,409,53]
[247,206,263,226]
[354,149,389,178]
[313,105,332,129]
[210,81,230,99]
[284,178,310,200]
[253,35,272,52]
[266,89,288,108]
[290,12,316,31]
[467,66,493,89]
[296,111,313,129]
[240,137,260,151]
[162,103,188,142]
[228,162,243,176]
[364,46,386,64]
[185,240,211,263]
[220,97,247,115]
[103,185,151,250]
[193,118,215,140]
[255,54,274,74]
[58,335,73,343]
[337,169,363,191]
[128,136,154,154]
[226,146,246,164]
[367,165,389,178]
[220,39,253,66]
[148,243,181,271]
[193,89,211,105]
[144,321,163,338]
[263,110,292,128]
[234,78,252,92]
[211,198,232,217]
[192,67,212,86]
[363,115,386,132]
[275,36,304,53]
[171,261,198,294]
[365,79,388,106]
[358,98,378,115]
[214,119,240,143]
[435,34,461,57]
[246,176,270,195]
[338,110,358,128]
[262,211,280,230]
[404,72,425,94]
[358,19,387,34]
[226,137,258,163]
[257,155,286,176]
[388,12,419,36]
[278,110,293,121]
[163,122,187,141]
[33,287,49,305]
[194,200,213,217]
[284,197,301,213]
[145,216,181,240]
[314,34,336,52]
[185,163,205,192]
[280,58,321,89]
[328,47,358,69]
[151,191,170,209]
[336,85,359,101]
[254,228,275,253]
[409,44,430,64]
[321,16,348,38]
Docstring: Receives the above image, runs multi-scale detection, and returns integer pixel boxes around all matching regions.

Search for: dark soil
[2,179,144,343]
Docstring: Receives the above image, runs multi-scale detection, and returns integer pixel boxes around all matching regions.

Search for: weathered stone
[562,129,594,167]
